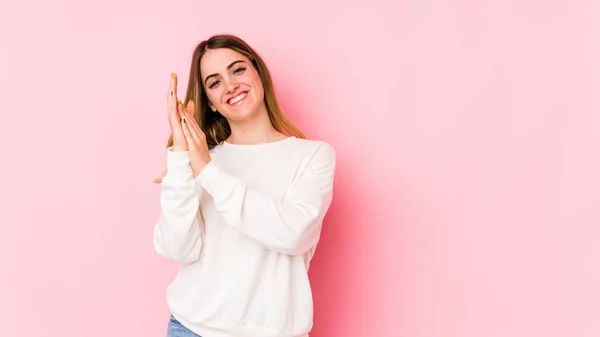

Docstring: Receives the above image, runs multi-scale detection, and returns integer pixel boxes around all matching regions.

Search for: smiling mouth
[228,92,248,105]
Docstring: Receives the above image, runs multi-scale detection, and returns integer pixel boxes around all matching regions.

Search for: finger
[154,169,167,183]
[185,100,195,116]
[188,115,206,141]
[181,102,205,138]
[181,100,195,120]
[180,112,195,148]
[168,73,179,125]
[178,104,199,142]
[181,104,206,144]
[175,101,185,131]
[172,72,178,100]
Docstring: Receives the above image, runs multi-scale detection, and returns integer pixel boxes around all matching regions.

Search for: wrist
[172,145,187,152]
[192,161,210,179]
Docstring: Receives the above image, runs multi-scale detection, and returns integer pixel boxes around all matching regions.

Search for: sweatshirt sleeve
[195,142,336,256]
[153,147,204,264]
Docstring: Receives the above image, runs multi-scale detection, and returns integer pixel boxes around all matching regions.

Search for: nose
[225,77,239,93]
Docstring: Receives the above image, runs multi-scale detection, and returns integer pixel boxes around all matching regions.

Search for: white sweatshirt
[153,136,336,337]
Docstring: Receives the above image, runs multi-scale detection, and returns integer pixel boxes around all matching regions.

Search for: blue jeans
[167,315,202,337]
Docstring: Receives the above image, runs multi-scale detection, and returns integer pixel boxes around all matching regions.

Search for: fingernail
[170,90,173,97]
[182,118,186,124]
[171,72,175,78]
[178,100,183,105]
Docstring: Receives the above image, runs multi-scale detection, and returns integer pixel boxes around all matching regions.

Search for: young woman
[153,34,336,337]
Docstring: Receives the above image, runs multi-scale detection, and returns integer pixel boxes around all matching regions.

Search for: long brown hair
[167,34,305,150]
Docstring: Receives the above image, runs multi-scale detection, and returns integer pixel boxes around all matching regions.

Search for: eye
[233,67,246,75]
[208,80,220,89]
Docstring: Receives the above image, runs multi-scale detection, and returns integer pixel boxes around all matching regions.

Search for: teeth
[229,92,246,104]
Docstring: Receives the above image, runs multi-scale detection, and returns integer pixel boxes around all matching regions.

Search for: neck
[226,108,285,145]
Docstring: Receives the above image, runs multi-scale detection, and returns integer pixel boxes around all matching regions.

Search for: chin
[221,107,260,122]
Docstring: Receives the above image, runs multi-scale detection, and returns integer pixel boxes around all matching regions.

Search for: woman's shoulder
[289,136,333,149]
[287,137,335,161]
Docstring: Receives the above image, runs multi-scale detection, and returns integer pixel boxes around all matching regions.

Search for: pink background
[1,0,599,336]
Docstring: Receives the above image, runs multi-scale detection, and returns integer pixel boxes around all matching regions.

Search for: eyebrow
[204,60,245,85]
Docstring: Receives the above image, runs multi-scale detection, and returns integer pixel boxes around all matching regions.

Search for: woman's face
[200,48,266,122]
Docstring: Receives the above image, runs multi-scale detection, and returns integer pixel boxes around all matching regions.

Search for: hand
[154,169,167,183]
[168,73,187,152]
[154,73,190,183]
[179,101,211,177]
